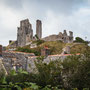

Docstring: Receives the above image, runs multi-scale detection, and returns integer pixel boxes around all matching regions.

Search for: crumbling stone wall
[9,19,73,48]
[17,19,33,47]
[42,30,73,43]
[2,51,67,73]
[2,51,35,73]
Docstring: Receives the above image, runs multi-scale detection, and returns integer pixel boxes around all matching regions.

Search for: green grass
[16,41,90,55]
[39,41,65,55]
[70,43,89,54]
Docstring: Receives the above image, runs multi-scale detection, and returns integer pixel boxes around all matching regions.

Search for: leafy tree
[34,57,64,88]
[74,37,88,44]
[62,47,90,89]
[74,37,84,43]
[16,47,41,56]
[61,55,82,88]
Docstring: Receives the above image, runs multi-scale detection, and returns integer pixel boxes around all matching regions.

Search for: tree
[61,47,90,89]
[74,37,88,44]
[75,37,85,43]
[34,57,64,88]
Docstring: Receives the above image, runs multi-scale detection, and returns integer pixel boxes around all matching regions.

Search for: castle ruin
[9,19,73,47]
[42,30,73,43]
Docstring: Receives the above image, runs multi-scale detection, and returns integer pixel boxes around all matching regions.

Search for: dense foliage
[1,47,90,90]
[16,47,41,56]
[74,37,89,44]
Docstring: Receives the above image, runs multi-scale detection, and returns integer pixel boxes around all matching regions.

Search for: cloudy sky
[0,0,90,46]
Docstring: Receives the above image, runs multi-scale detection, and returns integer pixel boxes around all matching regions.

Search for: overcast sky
[0,0,90,46]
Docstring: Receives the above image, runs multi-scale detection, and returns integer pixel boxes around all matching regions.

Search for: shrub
[16,47,41,56]
[74,37,89,44]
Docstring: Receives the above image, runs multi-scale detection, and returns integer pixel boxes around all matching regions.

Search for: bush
[62,48,90,89]
[74,37,89,44]
[34,57,64,88]
[16,47,41,56]
[0,50,90,89]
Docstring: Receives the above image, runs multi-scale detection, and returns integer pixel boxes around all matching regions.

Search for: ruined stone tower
[68,31,73,43]
[36,20,42,39]
[17,19,33,47]
[62,30,73,43]
[63,30,68,43]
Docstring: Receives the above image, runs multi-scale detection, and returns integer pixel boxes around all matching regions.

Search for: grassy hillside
[16,41,65,55]
[16,41,90,56]
[39,41,66,55]
[70,43,89,54]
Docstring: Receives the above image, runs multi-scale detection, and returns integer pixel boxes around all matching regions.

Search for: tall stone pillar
[69,31,73,37]
[63,30,68,43]
[36,20,42,39]
[69,31,73,43]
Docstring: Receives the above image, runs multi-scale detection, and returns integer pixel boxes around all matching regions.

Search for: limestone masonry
[2,50,80,73]
[42,30,73,43]
[36,20,42,39]
[2,51,70,73]
[9,19,73,47]
[17,19,33,47]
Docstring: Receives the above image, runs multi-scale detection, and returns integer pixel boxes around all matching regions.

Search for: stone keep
[17,19,33,47]
[36,20,42,39]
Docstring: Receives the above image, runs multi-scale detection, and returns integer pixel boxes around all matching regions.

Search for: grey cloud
[0,0,86,14]
[0,0,23,10]
[24,0,85,15]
